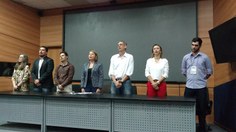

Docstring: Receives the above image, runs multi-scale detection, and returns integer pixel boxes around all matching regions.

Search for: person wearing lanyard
[145,44,169,97]
[181,37,213,132]
[108,41,134,95]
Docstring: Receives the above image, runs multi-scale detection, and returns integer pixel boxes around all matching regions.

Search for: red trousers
[147,81,167,97]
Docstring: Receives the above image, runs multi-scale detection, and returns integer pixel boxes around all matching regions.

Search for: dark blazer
[31,56,54,89]
[81,62,104,88]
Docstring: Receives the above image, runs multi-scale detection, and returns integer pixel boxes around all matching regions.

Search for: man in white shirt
[108,41,134,95]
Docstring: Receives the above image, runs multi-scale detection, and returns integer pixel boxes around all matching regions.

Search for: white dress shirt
[108,52,134,79]
[145,58,169,80]
[38,58,44,79]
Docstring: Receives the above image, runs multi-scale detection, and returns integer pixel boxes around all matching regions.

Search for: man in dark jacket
[31,46,54,93]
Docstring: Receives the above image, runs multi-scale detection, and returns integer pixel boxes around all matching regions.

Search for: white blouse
[108,52,134,79]
[145,58,169,80]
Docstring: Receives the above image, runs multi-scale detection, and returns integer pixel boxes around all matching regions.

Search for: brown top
[54,62,75,87]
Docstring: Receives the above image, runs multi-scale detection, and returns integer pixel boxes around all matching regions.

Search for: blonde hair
[14,54,29,70]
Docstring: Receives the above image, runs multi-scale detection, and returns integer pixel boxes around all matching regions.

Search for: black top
[87,68,92,85]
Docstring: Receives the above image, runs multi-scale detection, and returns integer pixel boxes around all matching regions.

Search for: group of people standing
[11,37,212,132]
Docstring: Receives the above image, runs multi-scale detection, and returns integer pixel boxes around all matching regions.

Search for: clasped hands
[13,83,20,90]
[152,81,160,90]
[34,79,41,87]
[115,80,123,88]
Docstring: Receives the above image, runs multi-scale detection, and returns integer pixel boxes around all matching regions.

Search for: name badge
[190,66,197,74]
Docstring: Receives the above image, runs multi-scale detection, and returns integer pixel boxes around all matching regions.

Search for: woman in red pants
[145,44,169,97]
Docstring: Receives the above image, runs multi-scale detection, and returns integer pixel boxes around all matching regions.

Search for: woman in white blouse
[145,44,169,97]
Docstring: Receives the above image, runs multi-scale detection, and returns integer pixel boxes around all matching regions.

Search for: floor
[0,122,228,132]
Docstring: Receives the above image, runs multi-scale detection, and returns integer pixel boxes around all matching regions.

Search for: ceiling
[11,0,131,10]
[11,0,191,11]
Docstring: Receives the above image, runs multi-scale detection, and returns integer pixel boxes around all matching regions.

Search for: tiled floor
[0,122,228,132]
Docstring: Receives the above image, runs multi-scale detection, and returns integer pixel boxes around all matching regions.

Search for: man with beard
[31,46,54,93]
[181,37,213,132]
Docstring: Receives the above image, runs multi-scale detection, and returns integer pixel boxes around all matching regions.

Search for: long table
[0,92,196,132]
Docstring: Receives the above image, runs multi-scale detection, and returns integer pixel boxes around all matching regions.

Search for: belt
[153,79,158,82]
[115,78,122,81]
[115,77,130,81]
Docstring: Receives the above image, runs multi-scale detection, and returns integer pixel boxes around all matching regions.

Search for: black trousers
[184,87,208,132]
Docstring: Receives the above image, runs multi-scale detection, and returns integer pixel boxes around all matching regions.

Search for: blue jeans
[111,80,132,95]
[33,87,52,94]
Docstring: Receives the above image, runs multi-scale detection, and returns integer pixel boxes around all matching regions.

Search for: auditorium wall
[40,0,216,123]
[1,0,235,124]
[0,0,40,91]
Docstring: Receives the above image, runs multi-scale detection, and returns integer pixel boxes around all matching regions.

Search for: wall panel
[40,15,63,47]
[0,77,13,92]
[47,47,62,77]
[40,0,216,123]
[0,0,39,45]
[2,0,232,124]
[213,0,236,86]
[0,33,38,63]
[198,0,213,38]
[214,0,236,26]
[0,0,40,91]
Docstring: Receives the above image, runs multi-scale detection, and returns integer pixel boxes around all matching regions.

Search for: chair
[72,84,81,92]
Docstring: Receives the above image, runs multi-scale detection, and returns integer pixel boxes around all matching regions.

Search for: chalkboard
[64,1,197,82]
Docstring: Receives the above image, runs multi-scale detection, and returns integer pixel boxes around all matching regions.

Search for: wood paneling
[41,0,218,123]
[213,0,236,26]
[0,0,39,45]
[198,0,213,38]
[133,83,146,95]
[167,84,180,96]
[213,0,236,86]
[40,15,63,47]
[0,33,39,63]
[1,0,230,124]
[47,47,62,77]
[0,77,13,92]
[0,0,40,91]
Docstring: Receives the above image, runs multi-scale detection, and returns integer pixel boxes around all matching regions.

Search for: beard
[191,48,200,53]
[39,54,46,57]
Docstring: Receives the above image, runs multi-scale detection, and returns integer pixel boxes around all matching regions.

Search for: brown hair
[151,44,163,58]
[89,50,98,62]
